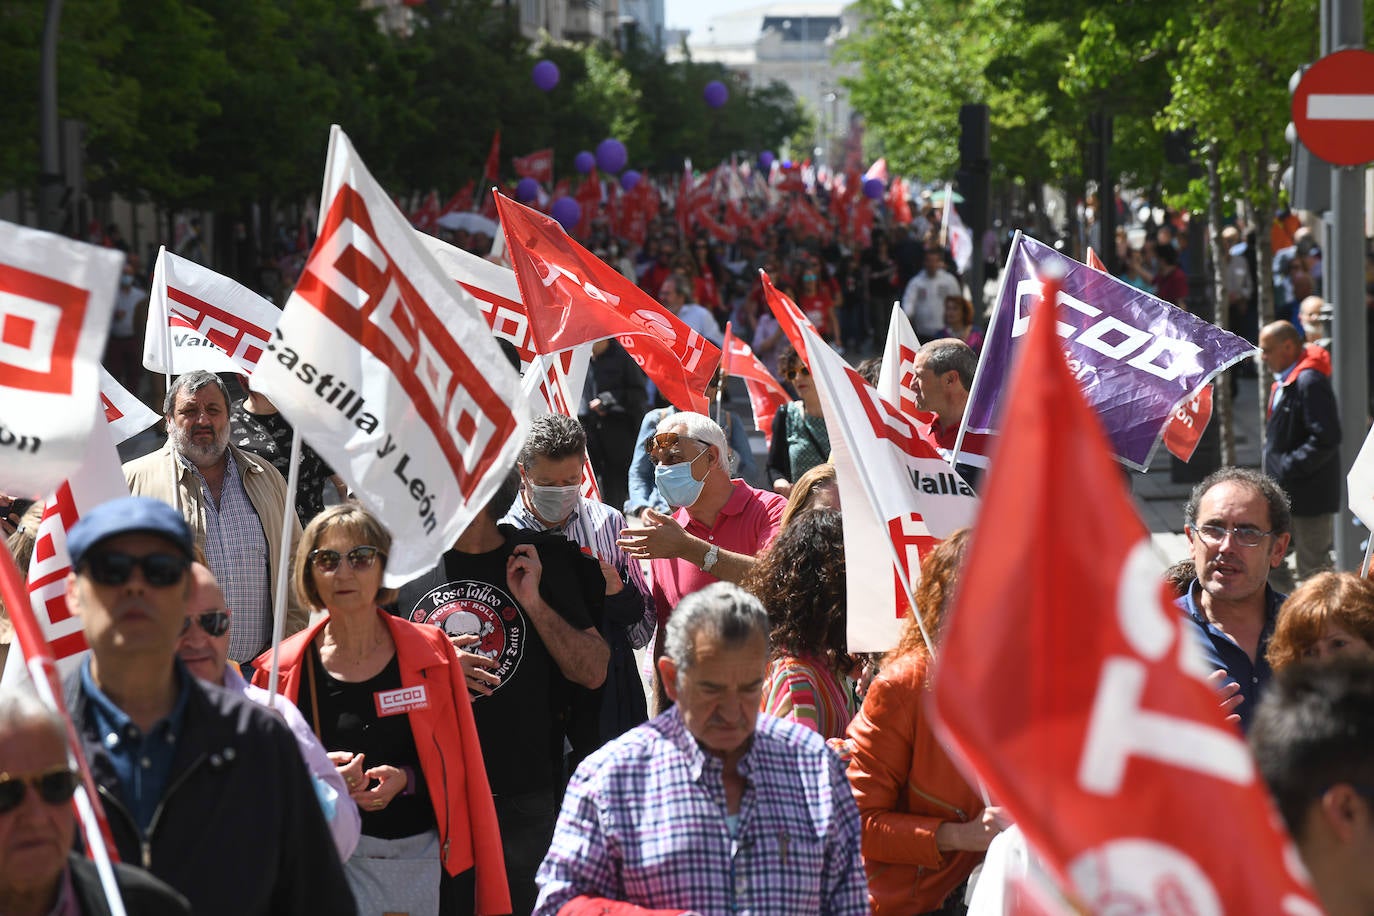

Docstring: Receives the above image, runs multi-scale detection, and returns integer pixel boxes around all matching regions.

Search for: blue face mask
[654,448,709,507]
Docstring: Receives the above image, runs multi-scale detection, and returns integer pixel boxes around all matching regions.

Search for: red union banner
[0,220,121,497]
[417,231,538,368]
[932,282,1320,914]
[513,148,554,184]
[253,125,527,584]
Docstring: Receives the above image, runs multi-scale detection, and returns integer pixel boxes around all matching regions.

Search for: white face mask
[526,482,580,524]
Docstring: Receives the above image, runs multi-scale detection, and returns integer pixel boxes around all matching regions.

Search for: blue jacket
[1176,581,1286,732]
[1263,343,1341,515]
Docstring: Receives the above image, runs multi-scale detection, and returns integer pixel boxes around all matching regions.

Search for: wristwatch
[701,543,720,572]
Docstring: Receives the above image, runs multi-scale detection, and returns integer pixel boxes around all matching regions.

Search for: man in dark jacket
[1260,320,1342,582]
[60,496,354,916]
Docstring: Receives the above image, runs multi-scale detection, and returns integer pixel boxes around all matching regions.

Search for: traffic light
[1286,65,1332,212]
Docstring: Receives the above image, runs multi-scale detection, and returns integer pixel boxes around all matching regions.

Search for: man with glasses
[61,496,355,915]
[1176,468,1292,731]
[174,561,360,861]
[0,685,189,915]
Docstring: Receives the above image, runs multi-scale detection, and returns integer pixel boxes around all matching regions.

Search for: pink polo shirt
[650,480,787,627]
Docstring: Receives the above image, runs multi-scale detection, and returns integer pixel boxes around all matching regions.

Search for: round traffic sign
[1292,49,1374,167]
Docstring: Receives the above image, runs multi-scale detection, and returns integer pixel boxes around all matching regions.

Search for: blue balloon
[703,80,729,109]
[758,150,775,170]
[532,59,560,91]
[515,177,540,202]
[551,197,581,231]
[595,138,627,174]
[863,177,885,200]
[621,170,641,191]
[574,150,595,174]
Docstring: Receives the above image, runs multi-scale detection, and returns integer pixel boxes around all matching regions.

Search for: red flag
[759,269,818,364]
[411,190,440,232]
[931,280,1319,913]
[721,322,789,443]
[513,148,554,184]
[496,193,720,412]
[1085,246,1108,272]
[441,183,475,219]
[483,129,502,184]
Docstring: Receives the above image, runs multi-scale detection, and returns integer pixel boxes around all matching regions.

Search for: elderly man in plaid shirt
[534,582,869,915]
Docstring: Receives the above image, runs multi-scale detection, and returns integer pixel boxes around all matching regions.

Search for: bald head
[176,563,231,684]
[1259,321,1303,375]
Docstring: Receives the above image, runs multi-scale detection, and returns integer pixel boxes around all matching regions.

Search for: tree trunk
[1241,154,1276,456]
[1205,145,1236,467]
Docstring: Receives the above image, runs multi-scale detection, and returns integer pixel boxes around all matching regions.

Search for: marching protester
[901,246,961,341]
[229,383,348,526]
[61,496,354,916]
[124,370,306,666]
[1265,571,1374,671]
[175,561,361,860]
[533,583,870,915]
[846,529,1009,914]
[768,346,831,497]
[252,504,509,916]
[778,461,840,530]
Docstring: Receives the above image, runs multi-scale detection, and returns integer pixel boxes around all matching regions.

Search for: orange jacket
[846,651,985,914]
[253,609,511,916]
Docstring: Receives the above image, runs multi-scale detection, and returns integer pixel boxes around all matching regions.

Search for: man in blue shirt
[1176,468,1291,731]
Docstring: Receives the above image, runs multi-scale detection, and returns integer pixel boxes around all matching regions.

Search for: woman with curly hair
[742,508,855,739]
[846,528,1009,915]
[1266,571,1374,672]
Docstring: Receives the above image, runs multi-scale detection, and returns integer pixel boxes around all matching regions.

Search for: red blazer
[253,609,511,916]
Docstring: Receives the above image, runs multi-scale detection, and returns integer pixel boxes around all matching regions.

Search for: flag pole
[264,428,302,709]
[952,230,1022,469]
[0,549,127,916]
[1362,532,1374,577]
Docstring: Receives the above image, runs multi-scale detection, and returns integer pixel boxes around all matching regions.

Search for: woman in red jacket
[846,529,1010,914]
[253,505,509,916]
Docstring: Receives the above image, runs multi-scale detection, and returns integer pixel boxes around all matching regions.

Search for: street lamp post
[38,0,64,233]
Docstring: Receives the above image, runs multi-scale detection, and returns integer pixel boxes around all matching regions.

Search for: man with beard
[125,370,305,665]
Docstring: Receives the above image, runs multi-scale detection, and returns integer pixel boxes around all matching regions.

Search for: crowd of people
[1,203,1373,916]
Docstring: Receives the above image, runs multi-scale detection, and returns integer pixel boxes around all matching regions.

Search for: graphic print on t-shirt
[407,580,525,695]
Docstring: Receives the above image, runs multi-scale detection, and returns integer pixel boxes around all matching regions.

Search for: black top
[299,649,434,839]
[230,401,337,523]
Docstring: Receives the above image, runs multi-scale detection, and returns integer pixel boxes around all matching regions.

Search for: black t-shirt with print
[393,528,595,796]
[230,401,336,524]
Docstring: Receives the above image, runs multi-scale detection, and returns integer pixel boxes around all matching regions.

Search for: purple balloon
[620,170,641,191]
[515,177,540,202]
[532,59,560,92]
[574,150,595,174]
[550,197,581,231]
[758,150,775,170]
[863,177,885,200]
[595,138,627,174]
[703,80,729,109]
[782,159,793,169]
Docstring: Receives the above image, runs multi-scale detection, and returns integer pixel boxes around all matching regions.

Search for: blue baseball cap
[67,497,194,569]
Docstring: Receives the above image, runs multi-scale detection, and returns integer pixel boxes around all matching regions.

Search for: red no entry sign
[1292,48,1374,167]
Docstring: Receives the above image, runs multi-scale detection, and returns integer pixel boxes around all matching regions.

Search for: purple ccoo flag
[962,234,1255,470]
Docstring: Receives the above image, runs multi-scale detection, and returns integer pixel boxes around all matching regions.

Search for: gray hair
[663,582,770,673]
[656,411,728,465]
[163,370,230,415]
[1184,467,1292,536]
[661,273,693,301]
[917,339,976,390]
[0,683,66,741]
[518,414,587,468]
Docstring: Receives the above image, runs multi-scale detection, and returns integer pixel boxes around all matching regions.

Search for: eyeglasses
[309,545,385,573]
[643,432,707,463]
[0,766,79,815]
[83,552,189,588]
[785,367,811,382]
[1190,524,1275,549]
[179,611,231,638]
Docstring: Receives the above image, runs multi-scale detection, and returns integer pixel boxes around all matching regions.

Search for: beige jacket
[123,441,307,637]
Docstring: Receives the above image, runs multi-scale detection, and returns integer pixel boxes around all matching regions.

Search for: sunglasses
[83,552,189,588]
[643,432,709,463]
[0,766,79,815]
[309,545,385,573]
[179,611,231,638]
[785,367,811,381]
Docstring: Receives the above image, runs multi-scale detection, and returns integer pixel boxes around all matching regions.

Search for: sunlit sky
[663,0,741,40]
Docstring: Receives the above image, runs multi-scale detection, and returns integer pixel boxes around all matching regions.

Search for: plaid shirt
[184,451,271,660]
[534,707,869,915]
[503,495,656,649]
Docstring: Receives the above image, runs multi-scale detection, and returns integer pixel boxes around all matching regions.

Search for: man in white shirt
[658,274,723,346]
[901,247,962,340]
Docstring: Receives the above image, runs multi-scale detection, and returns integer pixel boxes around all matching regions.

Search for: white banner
[417,231,537,368]
[252,126,528,584]
[144,246,279,376]
[98,367,160,445]
[797,320,980,651]
[0,220,121,497]
[877,304,924,421]
[1348,424,1374,530]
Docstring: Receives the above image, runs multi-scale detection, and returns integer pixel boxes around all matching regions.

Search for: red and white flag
[931,280,1320,914]
[0,220,121,496]
[721,322,789,446]
[776,312,979,652]
[144,247,279,376]
[497,193,720,412]
[252,125,528,584]
[877,304,926,422]
[98,367,160,452]
[513,149,554,184]
[417,231,538,368]
[943,185,973,274]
